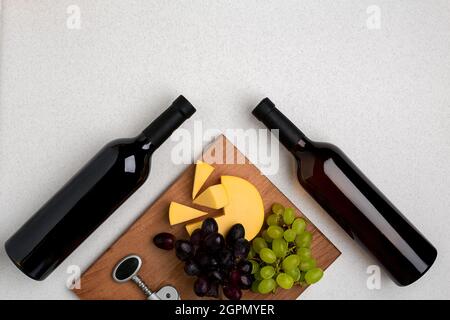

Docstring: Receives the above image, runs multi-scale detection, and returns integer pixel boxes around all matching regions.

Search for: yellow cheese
[186,176,264,241]
[169,202,208,226]
[185,220,203,235]
[193,184,229,209]
[192,161,215,199]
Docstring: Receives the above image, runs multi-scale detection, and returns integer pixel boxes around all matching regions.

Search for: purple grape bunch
[153,218,253,300]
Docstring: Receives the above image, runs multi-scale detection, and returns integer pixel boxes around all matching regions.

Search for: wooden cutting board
[73,135,340,300]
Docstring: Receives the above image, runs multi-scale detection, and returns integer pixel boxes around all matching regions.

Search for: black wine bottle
[5,95,196,281]
[253,97,437,286]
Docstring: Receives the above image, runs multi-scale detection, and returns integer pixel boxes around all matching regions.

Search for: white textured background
[0,0,449,299]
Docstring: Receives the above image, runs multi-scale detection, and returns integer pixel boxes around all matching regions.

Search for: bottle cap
[172,95,196,119]
[143,95,196,148]
[252,97,304,150]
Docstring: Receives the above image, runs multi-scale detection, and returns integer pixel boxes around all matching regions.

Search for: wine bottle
[5,95,196,281]
[252,97,437,286]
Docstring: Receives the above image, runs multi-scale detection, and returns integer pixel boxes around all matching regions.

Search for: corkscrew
[112,254,180,300]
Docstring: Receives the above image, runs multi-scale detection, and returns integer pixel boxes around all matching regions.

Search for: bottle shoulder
[105,135,155,154]
[293,140,342,158]
[294,139,361,182]
[105,137,137,149]
[311,141,341,153]
[97,136,152,176]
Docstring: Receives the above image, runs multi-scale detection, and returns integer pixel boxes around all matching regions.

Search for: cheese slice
[169,202,208,226]
[193,184,228,209]
[192,161,215,199]
[185,220,203,235]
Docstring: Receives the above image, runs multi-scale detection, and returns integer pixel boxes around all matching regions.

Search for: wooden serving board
[74,135,340,300]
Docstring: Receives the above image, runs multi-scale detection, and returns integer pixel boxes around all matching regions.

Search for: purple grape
[233,238,250,260]
[229,270,241,286]
[207,257,219,270]
[237,260,252,274]
[195,252,209,268]
[239,273,253,289]
[190,229,204,247]
[153,232,175,250]
[175,240,193,261]
[196,252,218,270]
[204,233,225,252]
[205,281,219,298]
[208,270,225,283]
[194,277,210,297]
[218,249,234,269]
[184,260,201,276]
[201,218,218,234]
[226,224,245,245]
[223,285,242,300]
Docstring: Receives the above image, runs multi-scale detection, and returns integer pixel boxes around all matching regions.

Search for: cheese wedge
[169,202,208,226]
[185,220,203,235]
[192,161,215,199]
[193,184,229,209]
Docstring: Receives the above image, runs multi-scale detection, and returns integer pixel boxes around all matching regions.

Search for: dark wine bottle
[5,95,196,281]
[253,98,437,286]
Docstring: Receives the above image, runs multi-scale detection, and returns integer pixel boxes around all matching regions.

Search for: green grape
[276,273,294,289]
[252,237,268,253]
[248,246,256,259]
[292,218,307,235]
[271,203,284,215]
[258,278,276,294]
[286,267,301,282]
[281,254,300,271]
[254,270,263,281]
[299,258,316,271]
[273,276,279,289]
[262,230,273,243]
[299,271,306,283]
[297,247,312,261]
[305,268,324,284]
[298,271,306,285]
[266,214,280,226]
[259,248,277,264]
[295,231,312,248]
[271,238,288,258]
[251,280,261,293]
[260,266,276,279]
[250,260,260,274]
[282,208,296,225]
[283,229,296,242]
[267,225,284,239]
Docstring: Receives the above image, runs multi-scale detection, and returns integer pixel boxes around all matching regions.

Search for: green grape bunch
[249,203,324,294]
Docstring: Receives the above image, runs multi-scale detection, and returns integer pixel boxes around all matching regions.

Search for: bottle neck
[252,98,308,152]
[141,95,196,150]
[133,133,158,154]
[291,136,312,153]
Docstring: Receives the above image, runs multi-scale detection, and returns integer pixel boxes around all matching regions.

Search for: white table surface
[0,0,449,300]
